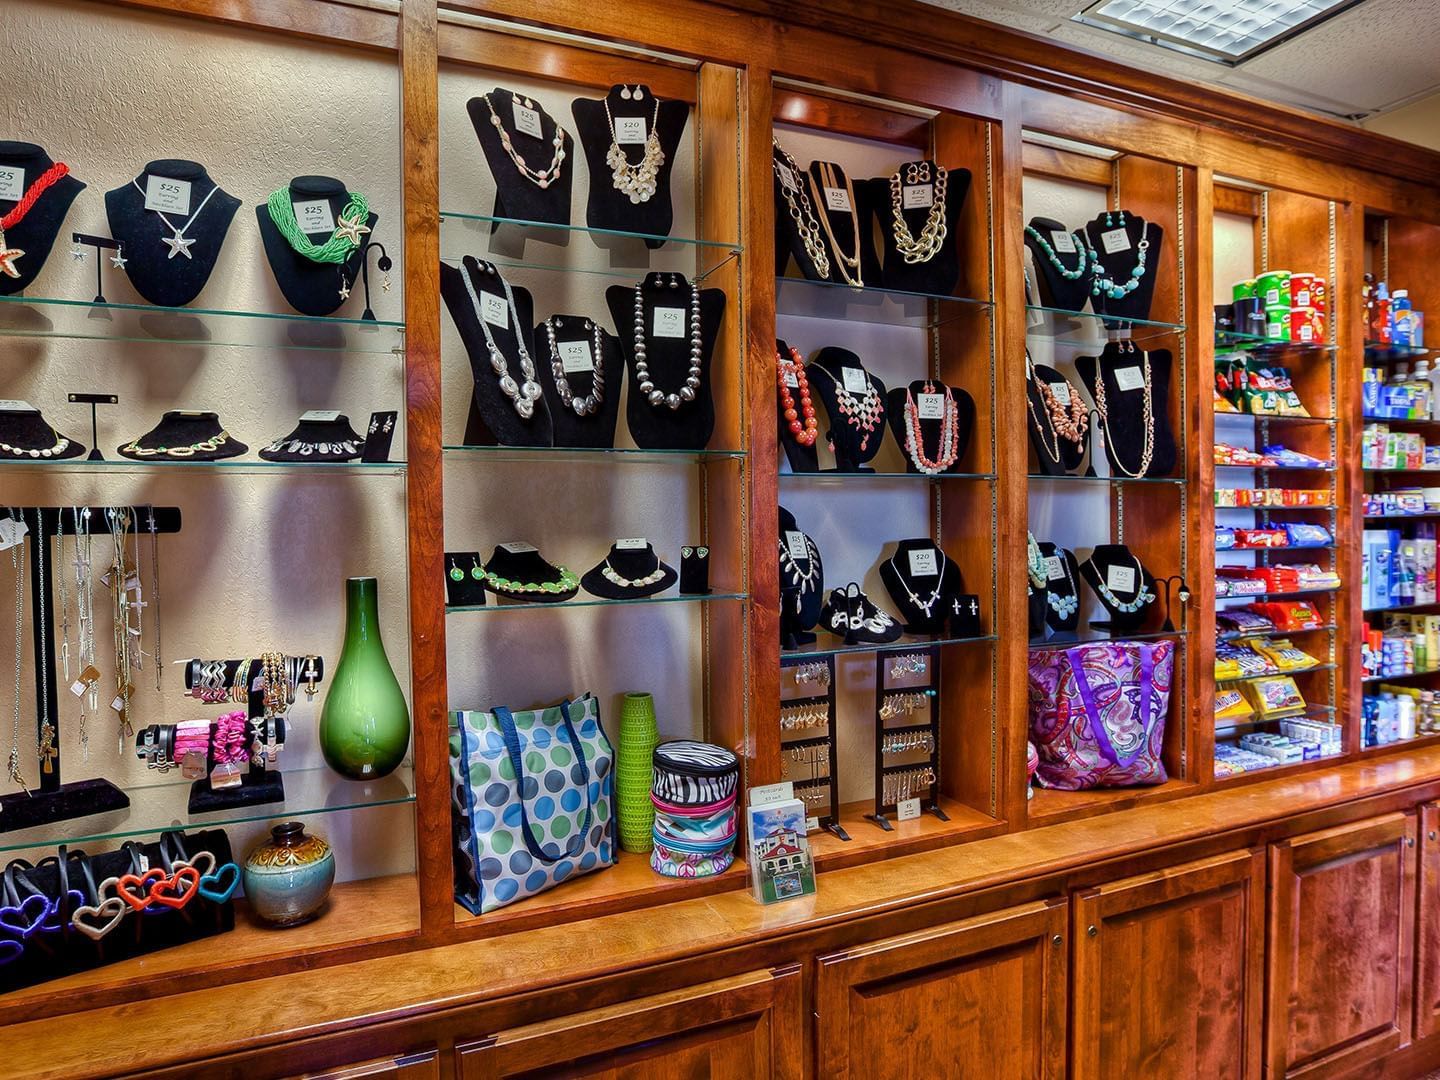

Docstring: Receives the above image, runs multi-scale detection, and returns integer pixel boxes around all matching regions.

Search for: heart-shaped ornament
[198,862,240,904]
[39,889,87,933]
[0,936,23,966]
[71,897,127,941]
[0,894,52,938]
[148,866,200,910]
[116,869,167,912]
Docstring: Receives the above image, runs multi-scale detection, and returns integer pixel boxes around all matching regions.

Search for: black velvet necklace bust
[863,159,970,296]
[483,544,578,604]
[1037,541,1081,635]
[256,175,378,317]
[467,87,573,227]
[441,256,552,448]
[1075,346,1177,479]
[884,378,975,475]
[1026,359,1088,476]
[779,506,823,648]
[605,272,725,451]
[0,402,85,460]
[105,160,239,307]
[879,539,964,635]
[580,541,677,599]
[1079,543,1156,633]
[806,347,886,472]
[571,85,688,239]
[533,313,622,449]
[0,142,86,296]
[805,160,882,288]
[1080,210,1164,323]
[776,337,819,473]
[118,410,247,462]
[1024,216,1091,312]
[259,413,363,462]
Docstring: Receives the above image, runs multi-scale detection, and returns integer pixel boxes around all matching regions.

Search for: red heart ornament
[116,869,167,912]
[148,866,200,910]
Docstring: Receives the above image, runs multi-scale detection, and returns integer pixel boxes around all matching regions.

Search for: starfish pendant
[334,213,371,245]
[162,231,195,260]
[110,249,128,269]
[0,246,22,278]
[338,279,352,300]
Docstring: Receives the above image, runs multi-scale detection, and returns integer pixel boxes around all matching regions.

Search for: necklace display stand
[806,160,882,287]
[571,86,688,239]
[441,258,552,448]
[1038,541,1082,636]
[779,654,847,840]
[532,315,621,449]
[467,88,573,228]
[866,646,947,831]
[0,506,181,833]
[605,273,724,451]
[1080,544,1156,634]
[863,159,970,295]
[776,337,819,473]
[1025,362,1087,475]
[1023,216,1091,312]
[806,347,886,472]
[1075,346,1177,479]
[779,506,823,648]
[0,142,86,296]
[105,160,239,307]
[0,403,87,460]
[879,539,964,635]
[884,378,974,475]
[256,175,378,317]
[1081,210,1164,323]
[771,141,831,281]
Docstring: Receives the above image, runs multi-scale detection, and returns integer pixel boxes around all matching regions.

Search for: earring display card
[361,410,398,462]
[446,550,487,607]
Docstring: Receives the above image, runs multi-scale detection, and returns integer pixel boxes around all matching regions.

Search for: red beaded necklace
[776,346,818,447]
[0,161,70,279]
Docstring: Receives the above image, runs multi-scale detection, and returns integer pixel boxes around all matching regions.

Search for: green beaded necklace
[266,186,370,263]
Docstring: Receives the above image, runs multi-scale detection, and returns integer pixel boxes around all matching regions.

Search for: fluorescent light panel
[1073,0,1365,65]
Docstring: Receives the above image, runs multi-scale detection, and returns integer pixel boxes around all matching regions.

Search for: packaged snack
[1282,522,1333,547]
[1241,675,1307,719]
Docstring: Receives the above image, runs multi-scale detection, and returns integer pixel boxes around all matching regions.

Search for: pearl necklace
[888,551,946,617]
[1091,554,1155,613]
[903,384,959,474]
[810,364,882,453]
[776,346,818,447]
[888,161,948,265]
[1024,224,1088,280]
[771,138,831,280]
[807,162,863,286]
[482,91,567,189]
[462,259,542,420]
[1082,219,1152,300]
[631,277,702,410]
[0,429,69,458]
[603,96,663,204]
[1093,351,1155,478]
[1043,547,1079,620]
[545,316,605,417]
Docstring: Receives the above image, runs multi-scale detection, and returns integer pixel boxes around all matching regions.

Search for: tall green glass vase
[319,577,410,780]
[616,692,659,853]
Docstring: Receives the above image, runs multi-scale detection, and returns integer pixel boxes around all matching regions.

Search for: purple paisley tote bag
[1027,641,1174,790]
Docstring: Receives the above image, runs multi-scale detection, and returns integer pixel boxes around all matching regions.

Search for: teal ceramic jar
[319,576,411,780]
[243,821,336,926]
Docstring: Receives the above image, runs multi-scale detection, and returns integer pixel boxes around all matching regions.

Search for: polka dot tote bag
[449,693,617,914]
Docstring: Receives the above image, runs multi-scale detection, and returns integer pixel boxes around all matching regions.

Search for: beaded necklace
[902,383,959,474]
[0,161,70,279]
[265,186,370,262]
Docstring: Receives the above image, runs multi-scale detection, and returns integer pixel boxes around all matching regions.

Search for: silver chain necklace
[462,260,541,419]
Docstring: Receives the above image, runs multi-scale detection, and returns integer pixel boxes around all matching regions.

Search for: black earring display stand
[180,656,325,813]
[1081,211,1164,323]
[879,539,964,635]
[0,506,181,833]
[0,142,86,297]
[863,160,971,296]
[467,88,574,228]
[1038,542,1082,636]
[772,143,832,282]
[533,315,622,449]
[441,258,552,448]
[1080,544,1156,634]
[867,647,947,831]
[806,347,886,472]
[0,404,87,460]
[780,654,848,842]
[571,86,688,240]
[1075,348,1177,478]
[256,175,378,317]
[105,160,239,308]
[1023,216,1091,312]
[775,337,819,473]
[606,274,724,451]
[779,506,822,649]
[806,160,882,287]
[884,379,975,475]
[1026,361,1088,476]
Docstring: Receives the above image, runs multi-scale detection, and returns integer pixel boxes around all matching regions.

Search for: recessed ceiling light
[1073,0,1366,66]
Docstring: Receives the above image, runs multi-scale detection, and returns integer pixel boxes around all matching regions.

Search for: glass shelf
[0,458,407,477]
[775,276,992,329]
[781,469,995,483]
[447,591,746,614]
[1365,600,1440,614]
[1029,472,1185,486]
[1217,662,1336,686]
[443,444,744,465]
[440,210,741,255]
[1365,341,1430,361]
[0,293,405,354]
[781,632,996,662]
[1217,586,1339,602]
[1025,304,1185,347]
[1363,666,1440,684]
[1214,331,1336,356]
[1029,627,1188,649]
[0,764,415,855]
[1218,623,1336,641]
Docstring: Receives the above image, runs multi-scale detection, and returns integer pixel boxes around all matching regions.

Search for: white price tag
[292,198,336,234]
[653,307,686,338]
[0,167,24,202]
[479,291,509,329]
[783,371,799,388]
[841,367,869,394]
[143,175,192,215]
[1101,227,1131,254]
[784,530,809,562]
[902,184,933,209]
[300,410,342,422]
[907,549,939,576]
[823,185,851,212]
[749,781,795,807]
[512,102,544,139]
[1113,366,1145,392]
[0,516,28,551]
[499,541,538,554]
[615,537,649,550]
[0,400,36,412]
[558,340,594,373]
[896,797,922,821]
[1046,555,1066,581]
[1106,564,1137,593]
[1050,380,1072,406]
[1051,229,1076,254]
[613,116,648,145]
[917,392,945,420]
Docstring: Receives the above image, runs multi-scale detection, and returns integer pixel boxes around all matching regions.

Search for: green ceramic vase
[617,692,659,853]
[319,577,410,780]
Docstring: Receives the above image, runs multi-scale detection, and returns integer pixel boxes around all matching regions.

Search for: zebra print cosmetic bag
[651,740,739,807]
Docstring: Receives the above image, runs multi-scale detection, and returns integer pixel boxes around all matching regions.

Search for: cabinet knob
[1087,924,1098,937]
[1051,934,1063,946]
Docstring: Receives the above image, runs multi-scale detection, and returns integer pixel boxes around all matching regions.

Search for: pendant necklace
[462,259,542,419]
[545,316,605,417]
[888,551,946,618]
[130,177,222,261]
[902,382,959,474]
[806,162,863,286]
[810,363,881,453]
[0,161,70,279]
[604,92,663,204]
[1024,224,1088,280]
[483,91,566,189]
[771,138,831,280]
[1044,547,1079,620]
[1024,355,1062,465]
[1092,553,1155,613]
[776,346,819,447]
[9,510,27,792]
[1093,349,1155,477]
[889,161,948,265]
[631,275,703,410]
[779,534,820,592]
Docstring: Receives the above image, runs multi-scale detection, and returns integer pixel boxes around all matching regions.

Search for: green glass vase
[319,577,410,780]
[616,692,659,854]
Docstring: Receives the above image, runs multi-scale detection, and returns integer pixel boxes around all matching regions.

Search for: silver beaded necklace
[462,259,542,419]
[631,275,702,411]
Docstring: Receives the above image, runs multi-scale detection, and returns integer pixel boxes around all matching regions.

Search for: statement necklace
[902,383,959,474]
[889,161,948,265]
[1083,215,1151,300]
[1044,548,1078,620]
[0,427,69,458]
[776,346,818,447]
[1027,353,1088,447]
[545,316,605,417]
[771,138,831,280]
[1093,350,1155,477]
[0,161,70,278]
[1024,224,1088,280]
[631,276,702,411]
[483,91,566,189]
[266,187,371,262]
[807,162,863,286]
[1092,554,1155,613]
[888,551,946,618]
[810,363,881,453]
[462,259,542,420]
[130,176,221,260]
[604,95,663,204]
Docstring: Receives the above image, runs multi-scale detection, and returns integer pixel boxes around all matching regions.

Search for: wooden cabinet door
[299,1051,440,1080]
[813,898,1067,1080]
[1072,849,1266,1080]
[1415,802,1440,1038]
[1267,812,1417,1079]
[455,966,801,1079]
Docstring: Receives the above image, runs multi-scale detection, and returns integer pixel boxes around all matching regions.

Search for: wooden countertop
[13,745,1440,1077]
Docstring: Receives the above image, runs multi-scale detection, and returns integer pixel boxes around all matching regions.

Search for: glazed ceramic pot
[242,821,336,926]
[319,576,411,780]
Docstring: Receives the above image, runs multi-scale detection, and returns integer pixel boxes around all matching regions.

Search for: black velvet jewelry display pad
[1038,542,1081,635]
[806,347,886,471]
[776,337,819,473]
[806,160,882,287]
[884,379,975,474]
[0,405,86,459]
[467,88,574,227]
[1080,543,1155,633]
[580,541,677,599]
[1024,216,1091,312]
[1081,211,1164,323]
[485,545,578,603]
[1027,361,1087,476]
[533,315,622,449]
[0,142,86,296]
[779,506,823,647]
[571,86,688,238]
[256,175,377,317]
[772,142,829,281]
[441,258,553,448]
[117,410,247,461]
[105,160,240,307]
[861,160,971,295]
[445,550,487,607]
[605,274,725,451]
[1075,348,1177,478]
[879,539,964,635]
